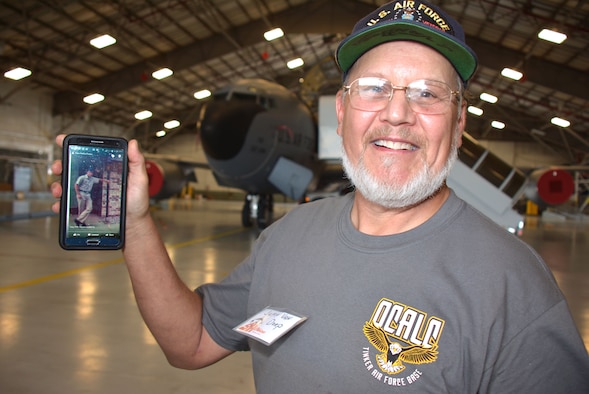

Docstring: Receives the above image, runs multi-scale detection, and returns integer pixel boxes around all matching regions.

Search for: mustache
[363,126,422,146]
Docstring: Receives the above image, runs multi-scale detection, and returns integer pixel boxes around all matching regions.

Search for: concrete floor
[1,197,588,393]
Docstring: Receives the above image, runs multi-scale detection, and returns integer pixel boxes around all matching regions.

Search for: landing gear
[241,197,253,228]
[241,194,274,229]
[257,194,273,229]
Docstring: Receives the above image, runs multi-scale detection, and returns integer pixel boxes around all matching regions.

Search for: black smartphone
[59,134,128,250]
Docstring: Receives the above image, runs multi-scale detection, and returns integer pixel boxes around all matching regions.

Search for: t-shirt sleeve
[481,299,589,393]
[196,251,256,352]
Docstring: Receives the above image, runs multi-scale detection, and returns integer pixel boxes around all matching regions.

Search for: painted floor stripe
[0,227,245,293]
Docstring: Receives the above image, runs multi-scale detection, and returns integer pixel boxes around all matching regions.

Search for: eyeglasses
[343,77,461,115]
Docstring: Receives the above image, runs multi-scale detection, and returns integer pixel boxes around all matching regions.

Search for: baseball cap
[336,0,478,84]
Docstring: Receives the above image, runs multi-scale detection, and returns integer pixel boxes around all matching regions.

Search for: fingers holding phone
[50,135,66,214]
[123,138,151,223]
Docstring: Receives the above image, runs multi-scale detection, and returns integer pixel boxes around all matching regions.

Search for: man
[52,1,589,392]
[74,169,104,226]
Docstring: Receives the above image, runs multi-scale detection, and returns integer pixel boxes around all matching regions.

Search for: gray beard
[341,142,458,209]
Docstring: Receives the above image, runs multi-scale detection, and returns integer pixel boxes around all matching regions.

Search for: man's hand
[51,135,151,227]
[50,135,65,214]
[124,138,152,229]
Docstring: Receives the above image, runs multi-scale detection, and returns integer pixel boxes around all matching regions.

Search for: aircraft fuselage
[198,79,317,199]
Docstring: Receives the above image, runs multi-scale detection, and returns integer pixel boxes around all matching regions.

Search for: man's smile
[373,139,418,151]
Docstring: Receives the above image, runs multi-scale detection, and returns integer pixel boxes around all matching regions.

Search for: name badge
[233,306,307,346]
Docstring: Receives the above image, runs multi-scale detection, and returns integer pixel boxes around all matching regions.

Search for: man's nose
[378,89,415,125]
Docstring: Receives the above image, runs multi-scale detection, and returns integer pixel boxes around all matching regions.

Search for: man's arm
[123,207,233,369]
[52,135,232,369]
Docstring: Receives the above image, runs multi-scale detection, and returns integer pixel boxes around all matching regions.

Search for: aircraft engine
[145,159,186,200]
[525,169,575,207]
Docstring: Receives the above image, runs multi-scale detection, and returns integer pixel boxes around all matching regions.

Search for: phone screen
[60,135,127,250]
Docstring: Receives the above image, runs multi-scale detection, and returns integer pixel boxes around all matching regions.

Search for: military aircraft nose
[199,100,266,160]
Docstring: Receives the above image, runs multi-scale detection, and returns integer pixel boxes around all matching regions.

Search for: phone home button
[86,239,101,246]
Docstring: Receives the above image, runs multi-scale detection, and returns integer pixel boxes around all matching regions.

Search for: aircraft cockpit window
[230,92,258,103]
[212,93,228,101]
[259,96,275,109]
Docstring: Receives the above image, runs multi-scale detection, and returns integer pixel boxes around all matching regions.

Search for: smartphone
[59,134,128,250]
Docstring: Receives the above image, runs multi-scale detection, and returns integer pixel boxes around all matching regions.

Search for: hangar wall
[0,81,127,192]
[0,81,53,192]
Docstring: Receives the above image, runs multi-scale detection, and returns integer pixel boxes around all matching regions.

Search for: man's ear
[455,102,467,148]
[335,89,345,137]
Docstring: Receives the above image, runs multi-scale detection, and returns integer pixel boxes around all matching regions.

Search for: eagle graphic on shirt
[363,320,438,374]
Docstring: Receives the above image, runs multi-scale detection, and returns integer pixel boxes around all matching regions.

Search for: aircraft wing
[143,153,210,170]
[142,153,210,199]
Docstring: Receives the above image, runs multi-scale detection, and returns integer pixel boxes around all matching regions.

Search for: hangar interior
[0,0,588,183]
[0,1,588,393]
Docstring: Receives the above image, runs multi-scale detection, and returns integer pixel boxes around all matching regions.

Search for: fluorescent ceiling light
[90,34,116,49]
[480,92,498,104]
[4,67,32,80]
[164,119,180,129]
[83,93,105,104]
[491,121,506,129]
[152,67,173,80]
[467,106,483,116]
[551,117,570,128]
[264,28,284,41]
[155,130,166,138]
[287,57,304,69]
[501,67,523,81]
[538,29,567,44]
[194,89,211,100]
[134,110,152,120]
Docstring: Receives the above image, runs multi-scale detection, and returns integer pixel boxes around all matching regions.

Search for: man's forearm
[122,214,231,369]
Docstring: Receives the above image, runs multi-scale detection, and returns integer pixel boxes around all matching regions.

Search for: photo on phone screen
[59,134,128,250]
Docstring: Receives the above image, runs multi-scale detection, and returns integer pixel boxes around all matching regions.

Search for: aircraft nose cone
[199,101,266,160]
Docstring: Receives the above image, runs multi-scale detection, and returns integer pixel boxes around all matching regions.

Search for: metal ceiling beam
[467,37,589,101]
[51,0,376,115]
[53,0,588,116]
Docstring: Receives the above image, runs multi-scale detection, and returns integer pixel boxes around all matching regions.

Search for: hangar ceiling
[1,0,588,165]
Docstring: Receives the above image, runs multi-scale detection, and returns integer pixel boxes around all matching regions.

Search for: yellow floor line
[0,227,245,293]
[0,258,124,293]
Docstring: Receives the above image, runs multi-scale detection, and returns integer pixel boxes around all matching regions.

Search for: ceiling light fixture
[551,117,570,128]
[480,93,498,104]
[194,89,211,100]
[491,121,506,129]
[134,110,152,120]
[155,130,167,138]
[4,67,32,80]
[83,93,105,104]
[264,28,284,41]
[501,67,523,81]
[538,29,567,44]
[90,34,117,49]
[152,67,173,80]
[467,106,483,116]
[164,119,180,129]
[287,57,304,70]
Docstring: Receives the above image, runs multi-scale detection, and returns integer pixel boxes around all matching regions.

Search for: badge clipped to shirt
[233,306,307,346]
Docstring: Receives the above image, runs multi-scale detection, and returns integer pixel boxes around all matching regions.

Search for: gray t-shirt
[198,191,589,393]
